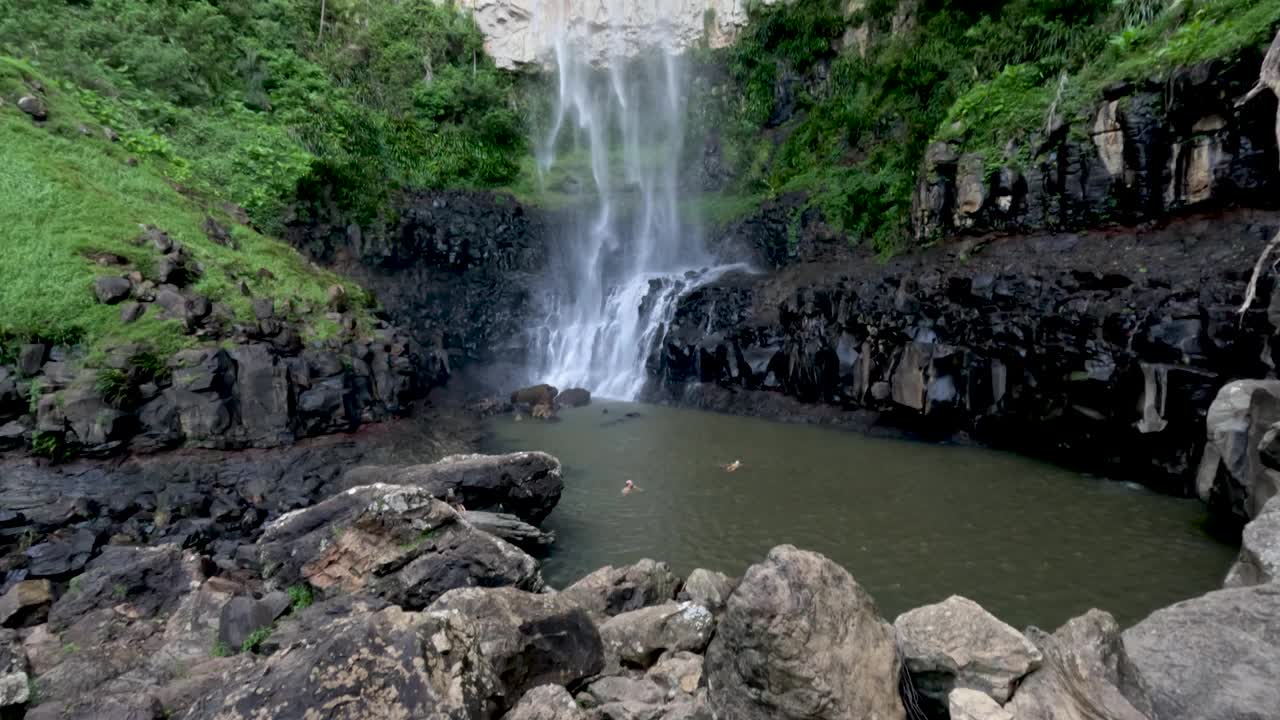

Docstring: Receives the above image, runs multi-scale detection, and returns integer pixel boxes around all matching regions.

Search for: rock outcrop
[704,545,905,720]
[894,595,1042,708]
[1196,380,1280,520]
[256,484,543,608]
[343,451,564,524]
[559,559,682,619]
[1123,582,1280,720]
[507,685,587,720]
[598,600,715,672]
[1226,495,1280,587]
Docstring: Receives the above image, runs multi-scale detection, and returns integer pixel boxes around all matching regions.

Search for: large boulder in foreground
[343,451,563,524]
[599,600,715,672]
[1225,494,1280,587]
[559,559,681,618]
[1004,609,1153,720]
[183,598,491,719]
[704,545,905,720]
[894,595,1041,706]
[1196,380,1280,520]
[506,685,586,720]
[428,586,605,713]
[257,484,542,608]
[1123,583,1280,720]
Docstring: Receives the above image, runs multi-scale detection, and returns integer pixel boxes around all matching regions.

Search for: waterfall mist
[527,15,739,399]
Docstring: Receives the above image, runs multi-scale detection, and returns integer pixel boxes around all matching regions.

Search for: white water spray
[529,9,740,399]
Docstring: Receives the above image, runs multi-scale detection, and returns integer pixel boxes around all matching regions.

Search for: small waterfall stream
[527,13,739,399]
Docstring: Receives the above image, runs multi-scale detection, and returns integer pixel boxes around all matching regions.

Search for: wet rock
[512,384,559,407]
[560,559,681,619]
[948,688,1012,720]
[508,685,587,720]
[94,276,133,305]
[1004,609,1152,720]
[258,484,542,609]
[1124,583,1280,720]
[429,586,606,712]
[1226,495,1280,587]
[531,403,556,420]
[1196,380,1280,520]
[705,545,905,720]
[17,94,46,120]
[677,568,735,611]
[48,544,200,631]
[0,579,52,628]
[558,388,592,407]
[599,601,715,672]
[463,510,555,547]
[343,451,564,524]
[894,594,1042,706]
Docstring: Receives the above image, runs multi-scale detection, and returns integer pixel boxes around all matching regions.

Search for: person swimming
[622,479,637,495]
[722,460,742,472]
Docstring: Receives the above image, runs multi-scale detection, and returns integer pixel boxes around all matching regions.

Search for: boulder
[257,484,542,609]
[17,344,45,377]
[27,693,165,720]
[677,568,735,610]
[1124,583,1280,720]
[560,559,681,619]
[894,595,1042,706]
[1225,494,1280,587]
[1004,609,1152,720]
[558,388,592,407]
[599,601,715,672]
[579,674,667,717]
[0,670,28,708]
[217,592,290,650]
[507,685,587,720]
[512,384,559,407]
[24,527,97,578]
[94,276,133,305]
[184,599,490,719]
[0,579,52,628]
[120,302,146,323]
[48,544,202,632]
[647,651,704,695]
[342,452,564,524]
[1196,380,1280,520]
[704,545,905,720]
[948,688,1012,720]
[429,586,606,712]
[17,94,46,120]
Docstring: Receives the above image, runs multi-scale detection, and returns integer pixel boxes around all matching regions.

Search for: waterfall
[527,9,739,400]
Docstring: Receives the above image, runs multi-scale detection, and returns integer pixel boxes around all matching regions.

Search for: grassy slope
[0,57,365,362]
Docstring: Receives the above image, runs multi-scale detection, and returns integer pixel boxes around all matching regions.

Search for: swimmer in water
[622,479,638,495]
[722,460,742,472]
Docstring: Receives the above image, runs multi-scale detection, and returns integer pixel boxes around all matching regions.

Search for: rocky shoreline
[0,395,1276,719]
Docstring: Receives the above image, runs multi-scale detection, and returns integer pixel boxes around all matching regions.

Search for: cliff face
[457,0,784,68]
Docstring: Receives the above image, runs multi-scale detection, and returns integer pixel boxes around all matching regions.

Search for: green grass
[287,583,314,612]
[0,57,374,361]
[241,626,273,654]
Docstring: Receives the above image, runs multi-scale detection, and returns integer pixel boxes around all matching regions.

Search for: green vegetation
[699,0,1280,254]
[241,626,273,654]
[287,583,315,612]
[211,640,232,658]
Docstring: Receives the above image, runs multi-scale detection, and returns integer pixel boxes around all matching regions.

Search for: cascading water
[528,10,740,399]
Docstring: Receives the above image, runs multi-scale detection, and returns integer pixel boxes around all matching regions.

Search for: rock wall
[287,189,549,375]
[914,52,1280,240]
[456,0,784,69]
[647,209,1280,493]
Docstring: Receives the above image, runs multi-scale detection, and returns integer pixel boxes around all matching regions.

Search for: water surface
[484,400,1235,629]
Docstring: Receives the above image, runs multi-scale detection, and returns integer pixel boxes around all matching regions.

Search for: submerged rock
[1225,494,1280,587]
[342,451,564,524]
[560,559,681,619]
[894,594,1042,706]
[704,545,905,720]
[1123,583,1280,720]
